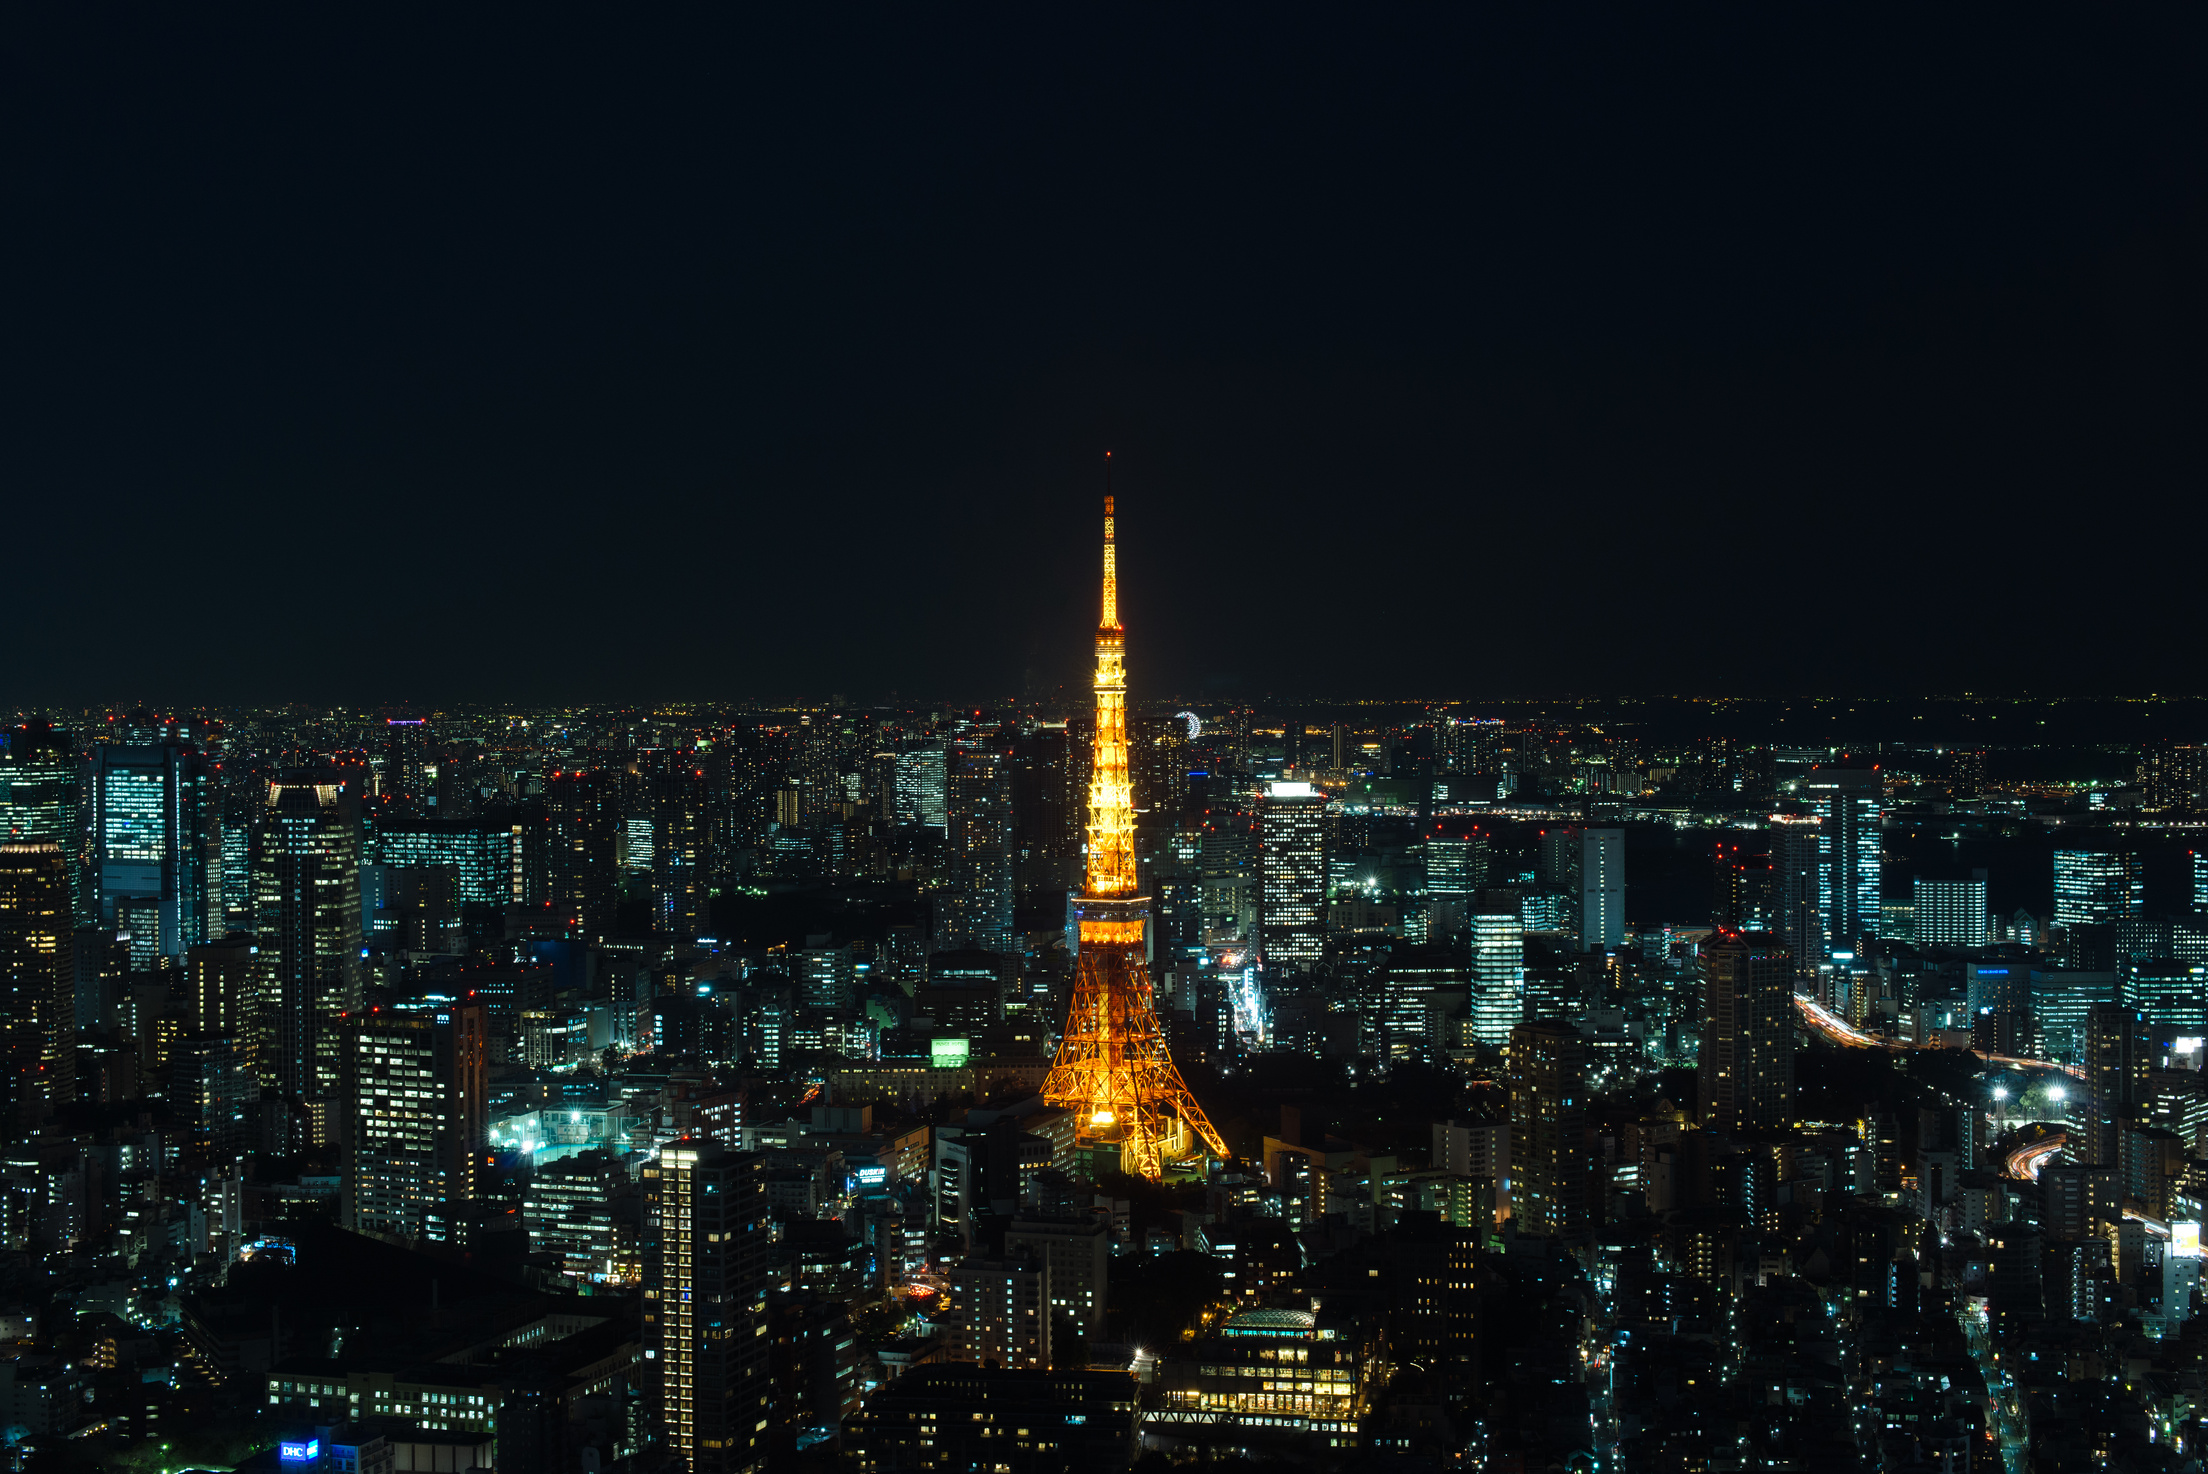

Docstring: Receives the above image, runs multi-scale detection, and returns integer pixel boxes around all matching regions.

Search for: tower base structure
[1044,896,1227,1181]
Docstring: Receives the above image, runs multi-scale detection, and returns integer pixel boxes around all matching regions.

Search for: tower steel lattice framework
[1042,481,1228,1179]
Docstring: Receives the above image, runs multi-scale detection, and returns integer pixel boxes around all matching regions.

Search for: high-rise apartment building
[1579,828,1624,951]
[1003,1216,1110,1353]
[2141,743,2203,816]
[1800,763,1881,955]
[1258,781,1327,973]
[893,745,948,831]
[2054,849,2143,930]
[942,747,1016,954]
[1697,932,1793,1134]
[339,1001,488,1241]
[255,778,363,1097]
[1914,874,1990,948]
[0,843,75,1107]
[947,1256,1052,1370]
[92,741,210,961]
[1508,1018,1589,1238]
[645,1140,770,1474]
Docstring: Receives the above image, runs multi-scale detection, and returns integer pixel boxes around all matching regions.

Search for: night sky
[8,11,2207,706]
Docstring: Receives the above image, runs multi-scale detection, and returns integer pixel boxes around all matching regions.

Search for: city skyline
[6,11,2208,1474]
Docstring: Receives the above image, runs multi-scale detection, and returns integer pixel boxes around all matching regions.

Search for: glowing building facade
[1259,781,1328,973]
[645,1140,770,1474]
[1042,489,1226,1179]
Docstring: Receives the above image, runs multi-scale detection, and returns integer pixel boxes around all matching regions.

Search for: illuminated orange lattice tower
[1042,480,1228,1179]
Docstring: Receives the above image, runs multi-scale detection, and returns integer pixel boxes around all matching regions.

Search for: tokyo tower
[1042,478,1228,1180]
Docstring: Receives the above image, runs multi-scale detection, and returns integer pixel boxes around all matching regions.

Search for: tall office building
[1424,832,1489,915]
[1914,875,1990,948]
[544,770,619,940]
[1771,821,1825,982]
[652,768,710,939]
[373,819,522,908]
[255,777,363,1097]
[1011,723,1077,907]
[942,746,1016,954]
[339,1000,488,1240]
[1508,1019,1589,1238]
[1258,781,1328,973]
[1579,828,1624,950]
[1800,763,1881,954]
[1537,827,1581,896]
[1697,932,1793,1134]
[1711,841,1773,931]
[2082,1003,2149,1171]
[1466,901,1525,1045]
[184,935,258,1039]
[646,1140,770,1474]
[91,741,210,962]
[2054,849,2143,929]
[0,844,75,1107]
[1,725,83,923]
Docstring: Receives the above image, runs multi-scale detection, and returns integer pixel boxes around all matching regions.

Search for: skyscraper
[1467,901,1525,1045]
[652,767,710,939]
[1579,828,1624,950]
[1424,832,1490,902]
[2082,1003,2148,1171]
[0,843,75,1108]
[1800,763,1881,954]
[2054,848,2143,929]
[943,745,1016,954]
[1697,931,1793,1134]
[255,777,363,1097]
[646,1140,770,1474]
[1914,874,1990,948]
[1508,1018,1589,1238]
[1,725,83,923]
[893,744,949,831]
[1772,820,1825,982]
[544,769,619,940]
[1258,781,1328,974]
[339,1000,488,1240]
[1711,840,1773,931]
[372,818,522,908]
[91,740,211,961]
[1011,722,1077,907]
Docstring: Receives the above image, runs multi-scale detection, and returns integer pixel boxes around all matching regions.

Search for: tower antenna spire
[1101,451,1117,629]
